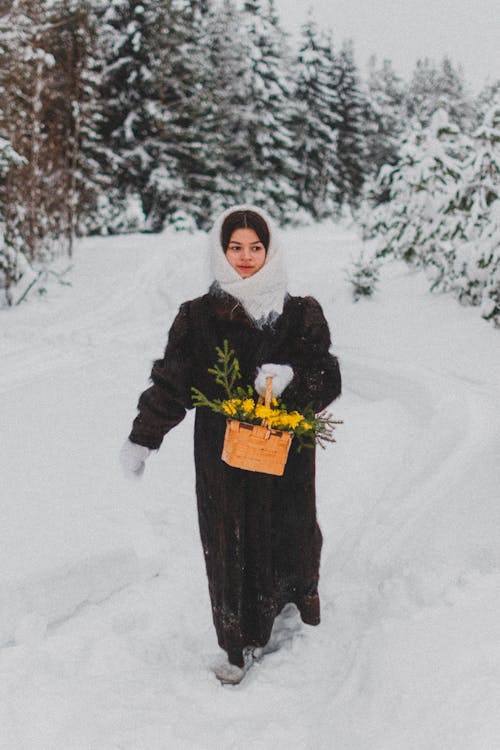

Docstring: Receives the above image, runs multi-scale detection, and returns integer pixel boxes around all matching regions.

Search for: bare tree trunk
[26,55,43,263]
[67,50,83,259]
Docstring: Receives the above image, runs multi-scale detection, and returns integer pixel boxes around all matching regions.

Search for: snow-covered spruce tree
[92,0,178,232]
[199,0,249,217]
[0,138,35,307]
[198,0,246,215]
[346,246,381,302]
[290,16,341,220]
[92,0,150,229]
[473,79,500,130]
[213,0,299,223]
[93,0,221,232]
[364,56,406,175]
[334,41,368,208]
[413,110,472,285]
[364,110,466,268]
[439,99,500,325]
[406,56,475,131]
[363,106,500,326]
[149,0,218,230]
[68,0,116,238]
[356,56,407,230]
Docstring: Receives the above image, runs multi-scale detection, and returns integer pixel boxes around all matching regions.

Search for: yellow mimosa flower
[222,399,239,416]
[255,405,276,420]
[241,398,255,414]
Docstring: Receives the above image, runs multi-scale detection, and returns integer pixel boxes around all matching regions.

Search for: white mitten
[255,363,294,398]
[119,439,151,478]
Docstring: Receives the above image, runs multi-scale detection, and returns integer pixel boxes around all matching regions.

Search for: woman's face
[225,228,267,278]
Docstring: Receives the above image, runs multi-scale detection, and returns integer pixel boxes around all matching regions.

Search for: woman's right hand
[255,363,294,398]
[119,439,151,478]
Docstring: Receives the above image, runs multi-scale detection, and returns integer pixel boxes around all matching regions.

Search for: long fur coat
[129,284,342,667]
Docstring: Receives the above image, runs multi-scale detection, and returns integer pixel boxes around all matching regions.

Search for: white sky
[270,0,499,93]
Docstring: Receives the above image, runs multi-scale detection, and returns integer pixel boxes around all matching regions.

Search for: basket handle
[258,376,274,432]
[264,376,273,408]
[255,377,274,430]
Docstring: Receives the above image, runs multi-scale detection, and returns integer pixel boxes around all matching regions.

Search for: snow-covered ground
[1,222,499,749]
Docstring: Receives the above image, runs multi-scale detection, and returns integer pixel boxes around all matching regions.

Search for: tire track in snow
[311,352,500,715]
[317,346,500,687]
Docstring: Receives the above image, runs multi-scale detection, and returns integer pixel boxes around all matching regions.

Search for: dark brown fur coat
[129,284,342,666]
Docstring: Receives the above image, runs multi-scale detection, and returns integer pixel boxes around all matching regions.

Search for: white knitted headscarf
[209,204,288,325]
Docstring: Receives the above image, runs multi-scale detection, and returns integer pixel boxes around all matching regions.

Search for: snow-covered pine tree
[346,245,381,302]
[290,16,341,219]
[202,0,250,215]
[150,0,218,230]
[0,138,33,306]
[406,56,475,131]
[334,41,368,208]
[362,105,499,326]
[440,99,500,325]
[414,110,471,285]
[93,0,180,231]
[437,57,476,131]
[65,0,114,238]
[94,0,220,232]
[364,56,406,174]
[218,0,299,223]
[364,110,465,268]
[474,79,500,129]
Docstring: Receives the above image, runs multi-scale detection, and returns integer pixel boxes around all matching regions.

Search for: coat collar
[207,282,292,328]
[207,282,255,325]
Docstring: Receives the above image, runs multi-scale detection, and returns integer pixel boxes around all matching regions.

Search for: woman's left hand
[255,363,294,398]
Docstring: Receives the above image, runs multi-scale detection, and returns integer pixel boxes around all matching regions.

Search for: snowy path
[1,223,500,749]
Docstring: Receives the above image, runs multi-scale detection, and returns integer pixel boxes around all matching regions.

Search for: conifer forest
[0,0,499,324]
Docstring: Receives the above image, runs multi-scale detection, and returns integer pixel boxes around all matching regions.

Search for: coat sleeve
[128,302,194,450]
[281,296,341,412]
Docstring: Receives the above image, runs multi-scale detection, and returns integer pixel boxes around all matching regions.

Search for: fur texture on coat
[129,285,342,667]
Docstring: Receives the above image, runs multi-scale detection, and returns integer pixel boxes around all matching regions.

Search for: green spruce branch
[207,340,241,398]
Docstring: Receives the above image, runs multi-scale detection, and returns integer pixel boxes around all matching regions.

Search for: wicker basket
[221,377,293,476]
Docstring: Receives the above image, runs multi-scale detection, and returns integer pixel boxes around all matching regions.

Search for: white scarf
[208,204,288,325]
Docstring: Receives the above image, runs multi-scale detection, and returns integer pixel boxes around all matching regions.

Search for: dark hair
[220,210,270,253]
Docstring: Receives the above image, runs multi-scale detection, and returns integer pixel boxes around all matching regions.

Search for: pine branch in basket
[207,340,242,399]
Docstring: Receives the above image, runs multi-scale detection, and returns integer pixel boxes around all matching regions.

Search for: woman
[120,205,341,684]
